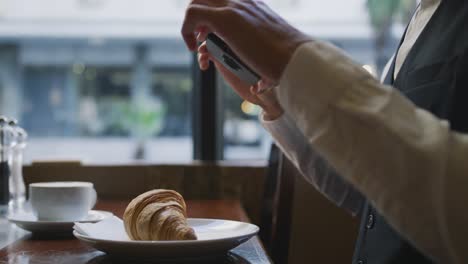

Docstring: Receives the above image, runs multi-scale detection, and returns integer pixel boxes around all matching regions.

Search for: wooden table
[0,200,271,264]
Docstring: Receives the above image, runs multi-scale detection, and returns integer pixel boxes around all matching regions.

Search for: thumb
[252,79,276,94]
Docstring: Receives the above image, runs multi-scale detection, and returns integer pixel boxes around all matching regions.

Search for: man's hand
[198,41,283,121]
[183,0,311,120]
[182,0,312,84]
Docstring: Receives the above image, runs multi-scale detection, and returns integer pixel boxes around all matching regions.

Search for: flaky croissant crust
[123,189,197,241]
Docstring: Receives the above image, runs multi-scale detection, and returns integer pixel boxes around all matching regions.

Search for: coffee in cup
[29,181,97,221]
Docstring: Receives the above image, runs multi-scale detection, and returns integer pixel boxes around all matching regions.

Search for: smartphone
[205,33,261,86]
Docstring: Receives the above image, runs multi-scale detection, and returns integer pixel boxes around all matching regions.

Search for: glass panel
[0,0,193,164]
[223,0,417,160]
[222,77,272,160]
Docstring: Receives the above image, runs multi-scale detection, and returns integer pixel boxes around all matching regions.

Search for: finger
[254,79,275,94]
[200,60,210,71]
[197,50,210,62]
[249,84,259,95]
[196,27,211,42]
[182,4,222,50]
[197,41,208,54]
[198,53,211,70]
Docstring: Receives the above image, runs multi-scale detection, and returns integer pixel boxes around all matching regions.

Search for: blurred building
[0,0,400,162]
[0,0,192,137]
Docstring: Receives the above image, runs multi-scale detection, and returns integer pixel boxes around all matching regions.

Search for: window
[0,0,417,163]
[221,78,271,160]
[0,1,193,164]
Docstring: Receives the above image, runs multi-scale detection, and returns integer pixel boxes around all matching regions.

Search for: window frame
[192,56,224,161]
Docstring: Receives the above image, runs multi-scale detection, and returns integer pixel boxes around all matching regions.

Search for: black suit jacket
[353,1,468,263]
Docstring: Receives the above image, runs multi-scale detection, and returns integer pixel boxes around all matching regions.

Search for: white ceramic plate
[8,210,113,233]
[74,218,259,259]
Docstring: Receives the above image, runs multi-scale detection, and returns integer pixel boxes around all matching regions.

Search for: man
[182,0,468,263]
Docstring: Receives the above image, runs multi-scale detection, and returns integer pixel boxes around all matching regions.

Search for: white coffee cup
[29,181,97,221]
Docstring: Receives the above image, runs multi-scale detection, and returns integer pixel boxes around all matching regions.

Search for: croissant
[123,189,197,241]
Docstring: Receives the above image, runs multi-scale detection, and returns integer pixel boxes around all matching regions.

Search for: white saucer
[74,218,259,259]
[8,210,113,233]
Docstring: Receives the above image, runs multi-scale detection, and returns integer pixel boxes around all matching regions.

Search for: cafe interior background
[0,0,416,263]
